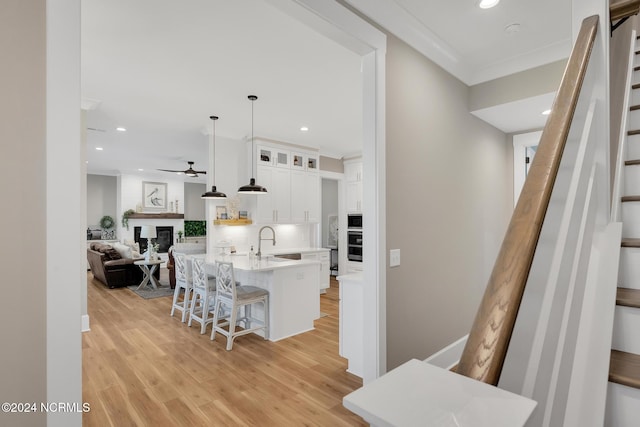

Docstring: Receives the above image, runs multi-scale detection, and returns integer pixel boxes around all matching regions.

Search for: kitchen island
[203,254,320,341]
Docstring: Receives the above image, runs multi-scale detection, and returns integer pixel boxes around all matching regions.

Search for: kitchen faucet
[256,226,276,259]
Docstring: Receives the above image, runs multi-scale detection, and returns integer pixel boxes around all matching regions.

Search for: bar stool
[188,257,216,334]
[210,261,269,350]
[170,253,193,322]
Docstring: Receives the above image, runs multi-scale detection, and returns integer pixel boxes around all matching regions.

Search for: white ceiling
[82,0,363,181]
[83,0,571,181]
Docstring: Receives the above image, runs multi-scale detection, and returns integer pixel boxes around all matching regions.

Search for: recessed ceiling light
[116,127,126,132]
[95,147,103,151]
[300,126,309,132]
[542,109,552,116]
[479,0,500,9]
[138,168,144,171]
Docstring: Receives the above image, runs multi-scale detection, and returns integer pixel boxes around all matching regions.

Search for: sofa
[166,243,206,289]
[87,241,158,288]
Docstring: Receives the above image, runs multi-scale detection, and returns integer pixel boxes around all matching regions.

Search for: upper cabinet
[255,143,320,224]
[344,159,363,213]
[258,146,290,168]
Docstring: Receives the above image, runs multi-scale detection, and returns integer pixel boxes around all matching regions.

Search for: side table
[134,259,164,290]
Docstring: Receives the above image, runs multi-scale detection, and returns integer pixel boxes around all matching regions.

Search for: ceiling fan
[157,161,206,177]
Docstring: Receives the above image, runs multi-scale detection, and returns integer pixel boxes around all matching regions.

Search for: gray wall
[87,174,117,227]
[184,182,206,220]
[321,178,339,248]
[320,155,344,173]
[0,1,47,425]
[469,59,567,111]
[385,34,513,369]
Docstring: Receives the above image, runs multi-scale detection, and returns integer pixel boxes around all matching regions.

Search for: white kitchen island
[204,254,320,341]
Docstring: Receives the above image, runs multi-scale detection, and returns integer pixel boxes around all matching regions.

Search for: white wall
[117,173,186,242]
[208,223,317,255]
[184,182,206,220]
[87,174,117,227]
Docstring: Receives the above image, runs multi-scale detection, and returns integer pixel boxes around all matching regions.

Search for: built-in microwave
[347,230,363,262]
[347,214,362,229]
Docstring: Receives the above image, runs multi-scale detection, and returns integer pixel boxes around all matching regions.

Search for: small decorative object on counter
[170,201,174,212]
[175,200,179,213]
[136,203,142,213]
[177,230,183,243]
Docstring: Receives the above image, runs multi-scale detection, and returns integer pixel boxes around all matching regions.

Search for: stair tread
[625,159,640,165]
[628,130,640,136]
[617,287,640,308]
[632,105,640,111]
[610,350,640,389]
[621,238,640,247]
[635,66,640,71]
[621,195,640,202]
[633,83,640,90]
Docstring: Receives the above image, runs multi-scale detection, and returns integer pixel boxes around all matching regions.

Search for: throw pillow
[112,242,133,259]
[123,239,140,253]
[100,245,121,261]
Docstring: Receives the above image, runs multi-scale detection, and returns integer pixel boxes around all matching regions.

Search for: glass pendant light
[201,115,227,199]
[238,95,267,194]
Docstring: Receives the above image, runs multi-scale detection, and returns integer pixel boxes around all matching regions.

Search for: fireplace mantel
[128,213,184,219]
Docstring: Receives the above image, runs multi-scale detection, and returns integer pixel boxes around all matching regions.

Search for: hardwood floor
[83,271,365,426]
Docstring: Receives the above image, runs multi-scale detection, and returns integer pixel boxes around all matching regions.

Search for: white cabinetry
[255,143,320,224]
[291,170,320,223]
[256,166,291,223]
[302,249,330,292]
[339,273,363,378]
[258,145,290,168]
[344,159,363,213]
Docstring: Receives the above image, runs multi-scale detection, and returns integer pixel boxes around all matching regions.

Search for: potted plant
[122,209,136,230]
[177,230,184,243]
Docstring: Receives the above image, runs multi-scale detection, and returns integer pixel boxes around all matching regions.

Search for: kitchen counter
[202,253,320,341]
[203,253,320,272]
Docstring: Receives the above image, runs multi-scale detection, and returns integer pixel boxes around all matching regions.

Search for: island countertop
[201,253,320,272]
[195,253,321,342]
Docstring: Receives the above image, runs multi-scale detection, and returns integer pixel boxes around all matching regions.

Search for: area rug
[127,282,174,299]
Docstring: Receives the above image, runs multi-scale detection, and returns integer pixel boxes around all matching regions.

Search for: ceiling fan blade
[157,169,182,173]
[194,170,207,174]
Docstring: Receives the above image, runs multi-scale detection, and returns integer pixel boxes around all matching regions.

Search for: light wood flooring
[83,271,366,426]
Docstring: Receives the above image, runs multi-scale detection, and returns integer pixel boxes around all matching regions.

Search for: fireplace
[134,226,173,253]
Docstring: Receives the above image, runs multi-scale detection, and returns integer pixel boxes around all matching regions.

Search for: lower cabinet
[302,250,330,292]
[339,273,363,378]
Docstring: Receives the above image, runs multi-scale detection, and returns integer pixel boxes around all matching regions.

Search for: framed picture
[216,206,227,220]
[142,181,167,211]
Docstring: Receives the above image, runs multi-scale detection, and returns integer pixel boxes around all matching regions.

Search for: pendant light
[201,115,227,199]
[238,95,268,194]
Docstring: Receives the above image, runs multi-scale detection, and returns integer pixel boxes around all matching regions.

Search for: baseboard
[81,314,90,332]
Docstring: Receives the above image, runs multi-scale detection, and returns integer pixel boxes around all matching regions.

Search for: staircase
[606,35,640,427]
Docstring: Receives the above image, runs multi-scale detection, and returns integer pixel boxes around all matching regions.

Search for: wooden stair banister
[611,0,640,22]
[455,15,600,385]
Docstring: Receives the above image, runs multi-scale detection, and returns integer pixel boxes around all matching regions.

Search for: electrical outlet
[390,249,400,267]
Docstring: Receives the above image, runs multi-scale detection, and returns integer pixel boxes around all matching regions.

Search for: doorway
[513,131,542,207]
